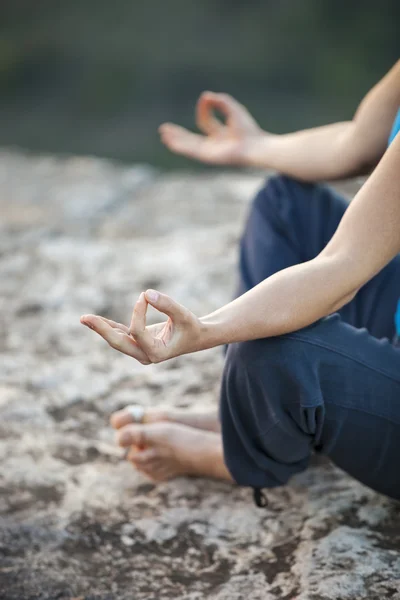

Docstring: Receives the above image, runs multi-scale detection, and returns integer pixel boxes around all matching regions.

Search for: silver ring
[124,404,145,423]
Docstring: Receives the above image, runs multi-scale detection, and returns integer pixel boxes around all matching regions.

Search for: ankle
[185,431,227,480]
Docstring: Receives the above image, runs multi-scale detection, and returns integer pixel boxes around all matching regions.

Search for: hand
[80,290,205,365]
[159,91,264,166]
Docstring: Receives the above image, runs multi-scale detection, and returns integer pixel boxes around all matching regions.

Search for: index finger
[196,92,224,135]
[128,293,155,354]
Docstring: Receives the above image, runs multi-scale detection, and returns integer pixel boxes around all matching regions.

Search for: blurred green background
[0,0,398,168]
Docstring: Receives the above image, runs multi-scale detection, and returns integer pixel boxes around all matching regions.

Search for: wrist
[197,313,226,351]
[241,132,277,168]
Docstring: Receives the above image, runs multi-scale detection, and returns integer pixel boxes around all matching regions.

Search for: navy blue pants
[220,175,400,500]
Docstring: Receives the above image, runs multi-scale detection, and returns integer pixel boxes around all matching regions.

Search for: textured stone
[0,151,398,599]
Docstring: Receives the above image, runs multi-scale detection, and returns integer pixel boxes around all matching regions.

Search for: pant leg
[237,174,400,339]
[220,174,400,498]
[220,315,400,499]
[236,174,348,293]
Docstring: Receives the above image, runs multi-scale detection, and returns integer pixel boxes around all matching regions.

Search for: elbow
[348,129,386,177]
[329,287,359,314]
[315,253,361,316]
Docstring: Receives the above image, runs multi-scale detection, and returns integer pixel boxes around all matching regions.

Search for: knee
[231,318,329,367]
[225,322,326,419]
[224,335,290,399]
[224,335,300,425]
[250,174,314,221]
[227,332,296,375]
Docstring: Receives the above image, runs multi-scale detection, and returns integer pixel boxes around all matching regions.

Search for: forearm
[245,60,400,182]
[199,133,400,349]
[245,122,364,181]
[199,256,355,347]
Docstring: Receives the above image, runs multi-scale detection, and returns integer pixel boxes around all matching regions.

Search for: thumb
[199,92,241,121]
[144,289,189,324]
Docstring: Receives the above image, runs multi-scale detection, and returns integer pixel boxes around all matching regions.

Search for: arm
[248,59,400,181]
[160,60,400,182]
[81,133,400,361]
[201,133,400,346]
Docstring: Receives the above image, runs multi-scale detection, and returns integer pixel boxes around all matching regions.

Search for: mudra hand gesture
[81,290,205,365]
[159,91,262,165]
[81,92,265,361]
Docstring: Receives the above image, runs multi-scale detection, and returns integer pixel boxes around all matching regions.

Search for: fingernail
[146,290,159,302]
[81,315,93,325]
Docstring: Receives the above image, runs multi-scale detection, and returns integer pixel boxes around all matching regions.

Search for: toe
[130,448,158,465]
[110,406,168,429]
[110,408,137,429]
[117,424,148,448]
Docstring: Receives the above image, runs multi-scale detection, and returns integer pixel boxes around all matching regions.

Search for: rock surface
[0,151,399,600]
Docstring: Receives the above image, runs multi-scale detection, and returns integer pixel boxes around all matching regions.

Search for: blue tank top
[389,108,400,145]
[390,108,400,341]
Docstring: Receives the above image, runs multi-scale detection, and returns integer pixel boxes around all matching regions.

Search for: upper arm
[350,59,400,170]
[319,133,400,305]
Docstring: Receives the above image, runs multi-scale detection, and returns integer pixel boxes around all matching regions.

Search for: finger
[97,316,130,334]
[81,314,131,335]
[159,123,201,149]
[80,314,150,363]
[196,92,224,135]
[128,293,155,352]
[159,123,210,160]
[200,92,243,121]
[144,289,190,325]
[128,292,145,334]
[159,122,182,135]
[117,424,151,448]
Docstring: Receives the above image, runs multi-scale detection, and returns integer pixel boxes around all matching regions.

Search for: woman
[81,59,400,504]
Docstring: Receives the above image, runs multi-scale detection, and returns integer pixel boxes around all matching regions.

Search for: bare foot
[116,421,233,483]
[110,406,221,433]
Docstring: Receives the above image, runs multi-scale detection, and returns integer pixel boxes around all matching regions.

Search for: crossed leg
[114,175,400,494]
